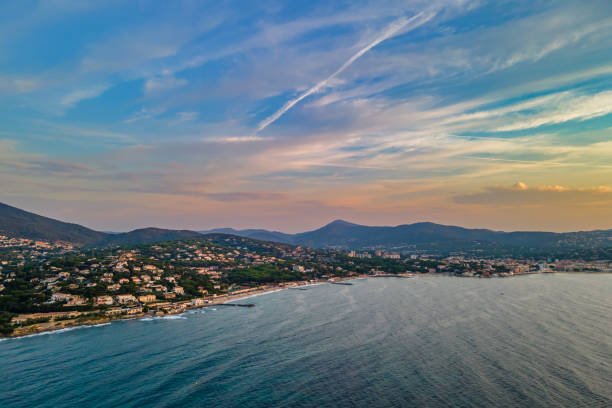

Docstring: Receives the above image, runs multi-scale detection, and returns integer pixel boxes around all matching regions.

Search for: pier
[220,303,255,308]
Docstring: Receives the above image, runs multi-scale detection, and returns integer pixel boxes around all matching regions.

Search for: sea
[1,274,611,407]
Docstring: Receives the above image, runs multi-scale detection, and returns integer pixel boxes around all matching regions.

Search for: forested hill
[0,202,106,246]
[3,201,612,256]
[0,202,201,247]
[204,219,612,255]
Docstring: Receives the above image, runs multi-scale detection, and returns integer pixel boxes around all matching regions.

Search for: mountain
[2,201,611,256]
[293,220,561,249]
[0,202,201,247]
[199,227,294,244]
[0,202,106,246]
[103,228,203,246]
[200,219,612,256]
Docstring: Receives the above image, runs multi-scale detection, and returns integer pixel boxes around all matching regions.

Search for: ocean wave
[140,314,187,321]
[158,315,187,320]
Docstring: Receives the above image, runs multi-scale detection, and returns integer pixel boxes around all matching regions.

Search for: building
[173,286,185,295]
[138,294,156,303]
[95,295,114,306]
[51,293,72,302]
[125,306,143,315]
[383,253,400,260]
[66,295,86,306]
[115,294,137,304]
[105,308,123,316]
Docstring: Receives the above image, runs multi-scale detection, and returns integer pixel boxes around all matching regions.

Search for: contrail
[256,10,436,133]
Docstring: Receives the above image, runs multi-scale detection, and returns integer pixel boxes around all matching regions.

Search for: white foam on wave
[158,314,187,320]
[140,314,187,321]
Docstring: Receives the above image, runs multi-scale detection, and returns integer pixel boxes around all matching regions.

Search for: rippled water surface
[1,274,611,407]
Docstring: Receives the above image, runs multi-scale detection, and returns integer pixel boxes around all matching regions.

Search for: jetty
[372,274,412,278]
[220,303,255,308]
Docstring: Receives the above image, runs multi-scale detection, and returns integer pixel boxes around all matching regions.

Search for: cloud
[0,77,40,94]
[2,1,612,232]
[494,90,612,132]
[123,107,167,123]
[454,182,612,207]
[256,10,436,132]
[60,84,109,108]
[206,135,270,143]
[204,192,286,202]
[176,111,198,122]
[144,75,187,95]
[1,158,95,175]
[511,181,528,190]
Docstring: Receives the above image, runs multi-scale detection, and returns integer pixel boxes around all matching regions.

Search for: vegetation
[0,312,15,335]
[226,265,305,284]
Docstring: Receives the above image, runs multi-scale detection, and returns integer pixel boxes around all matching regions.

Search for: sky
[1,0,611,233]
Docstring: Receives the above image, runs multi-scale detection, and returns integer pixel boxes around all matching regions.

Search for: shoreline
[3,280,339,339]
[3,272,610,340]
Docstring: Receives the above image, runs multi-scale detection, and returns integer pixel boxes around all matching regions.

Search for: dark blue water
[1,274,611,407]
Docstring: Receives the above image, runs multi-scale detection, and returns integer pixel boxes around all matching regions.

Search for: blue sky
[1,0,612,232]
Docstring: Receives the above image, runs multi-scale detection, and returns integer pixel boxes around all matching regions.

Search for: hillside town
[1,233,611,337]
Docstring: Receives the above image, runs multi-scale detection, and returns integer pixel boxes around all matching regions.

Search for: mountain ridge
[0,202,201,247]
[2,202,612,254]
[202,218,612,253]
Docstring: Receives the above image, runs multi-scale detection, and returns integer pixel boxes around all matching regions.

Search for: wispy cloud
[123,107,167,123]
[206,135,270,143]
[144,75,187,95]
[176,111,199,122]
[494,90,612,131]
[60,84,109,108]
[454,182,612,208]
[205,191,286,202]
[256,10,436,132]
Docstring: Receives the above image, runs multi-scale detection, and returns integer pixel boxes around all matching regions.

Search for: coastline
[3,272,610,339]
[3,280,339,339]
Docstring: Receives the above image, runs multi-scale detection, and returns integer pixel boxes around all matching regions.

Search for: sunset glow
[2,0,611,232]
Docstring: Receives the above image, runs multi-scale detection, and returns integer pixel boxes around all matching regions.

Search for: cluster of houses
[0,237,327,316]
[3,234,612,325]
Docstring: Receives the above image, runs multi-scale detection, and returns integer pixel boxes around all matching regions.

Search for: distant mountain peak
[324,219,359,227]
